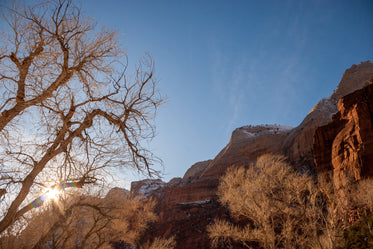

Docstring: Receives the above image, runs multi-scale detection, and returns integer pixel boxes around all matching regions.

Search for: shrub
[344,212,373,249]
[208,154,323,249]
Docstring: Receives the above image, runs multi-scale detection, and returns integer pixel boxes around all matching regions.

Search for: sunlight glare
[46,188,60,200]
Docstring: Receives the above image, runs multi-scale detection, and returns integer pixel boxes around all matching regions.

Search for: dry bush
[0,190,174,249]
[315,173,346,249]
[354,179,373,208]
[317,174,373,248]
[209,154,327,249]
[140,236,176,249]
[209,155,373,249]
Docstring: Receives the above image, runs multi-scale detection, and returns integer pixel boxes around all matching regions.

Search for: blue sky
[81,0,373,184]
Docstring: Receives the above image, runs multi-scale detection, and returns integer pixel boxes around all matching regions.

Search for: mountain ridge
[127,61,373,249]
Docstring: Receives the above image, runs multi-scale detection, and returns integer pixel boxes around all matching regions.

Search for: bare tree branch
[0,0,163,234]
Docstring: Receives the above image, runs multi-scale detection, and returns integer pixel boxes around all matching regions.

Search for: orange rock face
[285,61,373,168]
[127,62,373,249]
[314,81,373,189]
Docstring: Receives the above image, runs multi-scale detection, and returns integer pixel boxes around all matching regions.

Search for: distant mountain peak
[332,60,373,100]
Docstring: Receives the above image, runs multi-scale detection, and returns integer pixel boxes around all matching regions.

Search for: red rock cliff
[314,78,373,190]
[129,62,373,249]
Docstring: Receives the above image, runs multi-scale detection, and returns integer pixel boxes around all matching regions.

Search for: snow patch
[136,179,165,197]
[236,124,294,138]
[241,129,255,137]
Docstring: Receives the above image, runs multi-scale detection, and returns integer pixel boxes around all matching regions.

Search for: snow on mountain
[235,124,294,138]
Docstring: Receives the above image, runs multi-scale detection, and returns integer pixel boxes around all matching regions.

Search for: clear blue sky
[81,0,373,184]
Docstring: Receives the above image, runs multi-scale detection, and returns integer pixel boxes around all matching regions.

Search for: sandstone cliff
[182,160,211,183]
[284,61,373,168]
[181,62,373,182]
[128,61,373,249]
[200,125,293,179]
[314,78,373,190]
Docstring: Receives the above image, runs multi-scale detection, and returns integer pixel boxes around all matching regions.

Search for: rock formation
[105,187,129,200]
[182,160,211,183]
[314,77,373,190]
[200,125,293,178]
[128,61,373,249]
[284,61,373,168]
[130,179,165,198]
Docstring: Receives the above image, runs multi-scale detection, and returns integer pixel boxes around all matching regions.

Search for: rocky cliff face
[284,61,373,168]
[200,125,293,179]
[128,61,373,249]
[182,160,211,183]
[314,78,373,190]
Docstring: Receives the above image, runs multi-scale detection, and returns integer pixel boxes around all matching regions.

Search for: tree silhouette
[0,0,163,234]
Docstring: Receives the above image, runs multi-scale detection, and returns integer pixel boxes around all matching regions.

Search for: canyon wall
[314,78,373,190]
[128,61,373,249]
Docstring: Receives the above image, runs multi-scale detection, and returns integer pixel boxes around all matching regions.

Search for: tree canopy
[0,0,163,234]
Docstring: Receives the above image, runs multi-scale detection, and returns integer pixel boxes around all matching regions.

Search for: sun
[46,188,61,200]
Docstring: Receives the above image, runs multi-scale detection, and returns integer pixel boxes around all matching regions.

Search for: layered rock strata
[314,78,373,189]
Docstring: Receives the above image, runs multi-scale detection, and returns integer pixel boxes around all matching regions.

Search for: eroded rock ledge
[314,78,373,189]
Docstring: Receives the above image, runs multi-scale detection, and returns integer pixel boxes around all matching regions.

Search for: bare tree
[316,173,373,248]
[208,155,373,249]
[208,155,327,249]
[0,0,163,234]
[0,190,175,249]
